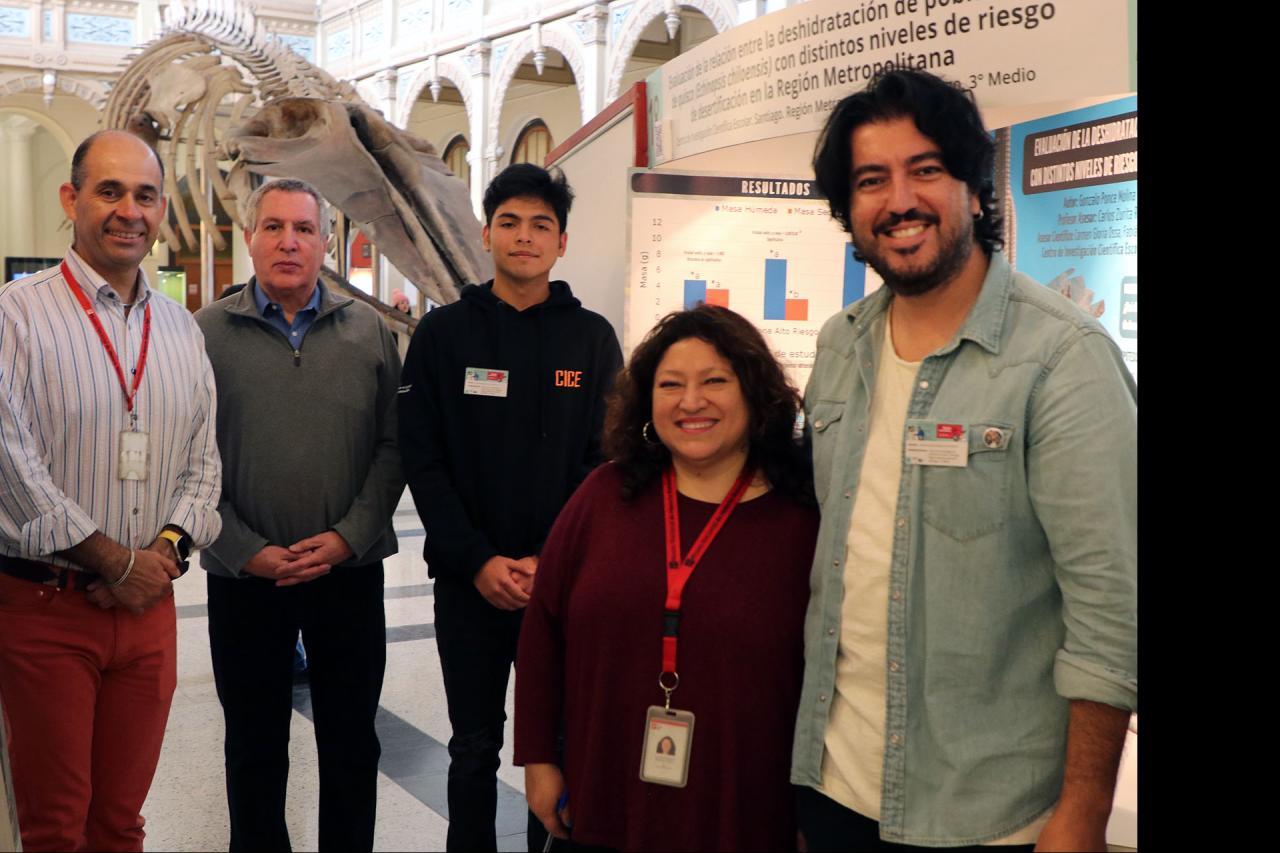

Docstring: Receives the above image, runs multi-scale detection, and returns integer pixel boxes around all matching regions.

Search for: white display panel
[626,169,880,393]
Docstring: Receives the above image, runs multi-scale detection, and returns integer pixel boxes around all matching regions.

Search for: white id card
[905,420,968,467]
[463,367,509,397]
[640,706,695,788]
[118,430,149,481]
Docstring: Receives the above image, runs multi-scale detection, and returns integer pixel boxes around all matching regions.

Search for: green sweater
[195,279,404,578]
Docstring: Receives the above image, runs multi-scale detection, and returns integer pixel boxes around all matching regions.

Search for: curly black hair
[604,305,814,506]
[813,68,1004,257]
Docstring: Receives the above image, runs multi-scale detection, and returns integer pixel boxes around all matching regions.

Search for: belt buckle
[37,567,69,589]
[39,565,78,590]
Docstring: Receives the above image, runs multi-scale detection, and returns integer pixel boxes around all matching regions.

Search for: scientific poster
[625,169,880,391]
[627,96,1140,390]
[1004,96,1138,378]
[645,0,1134,165]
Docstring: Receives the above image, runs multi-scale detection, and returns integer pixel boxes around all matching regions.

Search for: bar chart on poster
[627,170,880,391]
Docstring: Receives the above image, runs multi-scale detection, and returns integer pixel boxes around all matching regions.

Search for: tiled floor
[141,495,529,851]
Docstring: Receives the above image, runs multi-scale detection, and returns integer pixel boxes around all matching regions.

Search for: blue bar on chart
[684,279,707,309]
[843,243,865,307]
[763,258,787,320]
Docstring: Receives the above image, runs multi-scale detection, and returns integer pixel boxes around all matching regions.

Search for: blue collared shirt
[791,252,1137,845]
[253,279,321,348]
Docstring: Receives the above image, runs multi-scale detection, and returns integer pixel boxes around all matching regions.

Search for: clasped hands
[474,554,538,610]
[85,535,184,614]
[242,531,355,586]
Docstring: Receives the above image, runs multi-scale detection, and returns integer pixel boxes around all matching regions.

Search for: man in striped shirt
[0,130,222,852]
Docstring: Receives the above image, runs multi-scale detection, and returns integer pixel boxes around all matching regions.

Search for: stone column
[136,0,160,43]
[316,5,327,68]
[382,0,396,56]
[199,179,215,306]
[574,3,609,119]
[50,0,66,50]
[1,117,38,258]
[463,41,492,219]
[373,66,399,125]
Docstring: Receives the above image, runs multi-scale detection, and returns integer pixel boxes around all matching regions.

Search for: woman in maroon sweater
[515,305,819,851]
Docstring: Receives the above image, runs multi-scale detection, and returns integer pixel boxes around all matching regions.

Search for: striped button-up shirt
[0,250,222,568]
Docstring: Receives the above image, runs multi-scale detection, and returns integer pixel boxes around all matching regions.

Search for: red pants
[0,572,177,852]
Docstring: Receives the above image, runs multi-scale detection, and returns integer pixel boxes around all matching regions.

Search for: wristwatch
[158,528,192,563]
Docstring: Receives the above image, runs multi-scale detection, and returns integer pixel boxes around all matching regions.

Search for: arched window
[511,120,552,167]
[443,134,470,187]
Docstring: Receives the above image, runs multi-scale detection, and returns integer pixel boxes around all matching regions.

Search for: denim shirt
[790,253,1137,845]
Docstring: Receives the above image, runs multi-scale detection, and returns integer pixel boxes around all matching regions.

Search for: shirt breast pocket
[920,421,1015,542]
[809,401,845,503]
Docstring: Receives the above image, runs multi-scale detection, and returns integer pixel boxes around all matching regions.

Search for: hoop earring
[642,421,660,444]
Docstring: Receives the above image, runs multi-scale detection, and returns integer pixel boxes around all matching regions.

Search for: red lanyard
[62,261,151,414]
[660,464,754,682]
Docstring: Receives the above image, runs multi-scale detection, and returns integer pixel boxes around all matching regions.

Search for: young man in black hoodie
[398,164,622,851]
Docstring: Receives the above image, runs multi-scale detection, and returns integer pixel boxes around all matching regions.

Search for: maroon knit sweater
[515,463,819,852]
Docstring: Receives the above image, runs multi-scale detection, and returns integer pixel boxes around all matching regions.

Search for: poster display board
[625,169,880,392]
[625,98,1139,387]
[645,0,1134,166]
[1004,96,1138,378]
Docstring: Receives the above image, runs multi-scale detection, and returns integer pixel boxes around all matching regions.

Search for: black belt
[0,553,99,590]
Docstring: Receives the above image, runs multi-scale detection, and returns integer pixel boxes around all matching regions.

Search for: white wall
[549,108,642,339]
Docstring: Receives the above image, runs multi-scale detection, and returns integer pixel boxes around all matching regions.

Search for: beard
[854,210,976,298]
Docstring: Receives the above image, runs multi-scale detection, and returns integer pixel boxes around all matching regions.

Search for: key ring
[658,671,680,710]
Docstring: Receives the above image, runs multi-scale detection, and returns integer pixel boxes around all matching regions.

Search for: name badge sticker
[905,420,969,467]
[463,367,509,398]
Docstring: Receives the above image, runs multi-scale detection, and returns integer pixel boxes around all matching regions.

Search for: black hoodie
[397,280,622,582]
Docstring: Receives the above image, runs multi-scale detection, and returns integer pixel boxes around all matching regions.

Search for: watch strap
[158,528,190,562]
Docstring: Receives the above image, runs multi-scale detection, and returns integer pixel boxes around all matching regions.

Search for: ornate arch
[487,22,589,161]
[0,103,76,158]
[440,131,469,156]
[0,72,111,113]
[497,114,544,167]
[397,53,475,130]
[605,0,736,103]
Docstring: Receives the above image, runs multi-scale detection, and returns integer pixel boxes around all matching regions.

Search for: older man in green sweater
[195,178,404,852]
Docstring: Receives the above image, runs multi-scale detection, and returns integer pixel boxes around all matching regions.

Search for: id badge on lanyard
[63,261,152,481]
[638,465,753,788]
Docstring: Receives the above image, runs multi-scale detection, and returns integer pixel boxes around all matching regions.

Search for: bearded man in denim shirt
[791,69,1136,852]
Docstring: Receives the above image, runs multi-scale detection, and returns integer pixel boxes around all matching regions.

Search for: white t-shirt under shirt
[819,309,916,822]
[817,309,1050,845]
